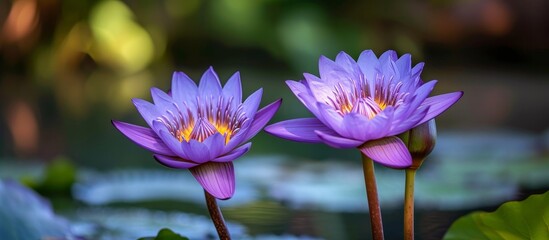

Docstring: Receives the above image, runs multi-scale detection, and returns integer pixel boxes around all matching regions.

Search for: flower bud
[398,119,437,169]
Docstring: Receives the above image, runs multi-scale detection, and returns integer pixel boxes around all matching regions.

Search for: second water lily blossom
[265,50,462,168]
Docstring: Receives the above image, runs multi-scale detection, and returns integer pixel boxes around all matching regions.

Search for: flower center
[158,96,248,144]
[327,75,406,119]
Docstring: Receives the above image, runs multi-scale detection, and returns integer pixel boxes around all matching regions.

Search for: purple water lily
[113,68,281,199]
[265,50,462,168]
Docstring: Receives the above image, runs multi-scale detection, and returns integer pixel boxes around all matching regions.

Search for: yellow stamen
[340,102,353,115]
[176,121,234,144]
[213,123,233,144]
[377,101,387,110]
[177,124,194,142]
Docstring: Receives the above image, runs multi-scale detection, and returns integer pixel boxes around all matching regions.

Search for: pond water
[1,131,548,239]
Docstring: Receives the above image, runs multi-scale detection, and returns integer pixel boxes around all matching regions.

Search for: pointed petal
[222,71,242,104]
[341,113,370,140]
[318,56,350,85]
[241,88,263,119]
[416,91,463,125]
[402,80,437,117]
[112,121,175,156]
[396,53,412,77]
[152,121,188,159]
[265,118,334,143]
[335,51,360,74]
[411,62,425,79]
[150,87,177,113]
[286,79,309,96]
[213,142,251,162]
[306,78,335,102]
[359,136,412,169]
[222,127,249,154]
[198,67,222,98]
[154,154,198,169]
[242,99,282,142]
[181,139,211,164]
[287,80,320,116]
[357,50,381,85]
[199,67,222,97]
[379,51,398,79]
[132,98,161,127]
[190,162,235,200]
[316,103,346,136]
[315,130,363,148]
[389,106,428,135]
[379,50,398,63]
[202,133,225,159]
[172,71,198,106]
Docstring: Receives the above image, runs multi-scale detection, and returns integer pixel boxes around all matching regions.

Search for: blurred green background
[0,0,548,239]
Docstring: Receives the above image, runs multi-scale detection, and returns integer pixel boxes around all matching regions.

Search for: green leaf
[137,228,189,240]
[444,191,549,240]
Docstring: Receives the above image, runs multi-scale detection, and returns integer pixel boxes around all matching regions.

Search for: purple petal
[286,80,319,116]
[389,106,428,135]
[307,77,338,102]
[199,67,222,97]
[366,107,395,138]
[380,51,398,79]
[316,103,346,136]
[379,50,398,63]
[265,118,334,143]
[395,53,412,76]
[150,88,177,113]
[190,162,235,200]
[132,98,161,127]
[213,142,252,162]
[152,121,189,159]
[335,51,360,74]
[402,80,437,117]
[416,91,463,125]
[172,71,198,106]
[359,136,412,169]
[242,99,282,142]
[411,62,425,79]
[223,129,249,155]
[112,120,175,156]
[357,50,381,89]
[315,130,363,148]
[241,88,263,119]
[222,71,242,104]
[318,56,350,85]
[341,113,370,140]
[286,79,309,95]
[202,133,225,159]
[154,154,198,169]
[181,139,211,164]
[340,107,395,142]
[302,73,322,84]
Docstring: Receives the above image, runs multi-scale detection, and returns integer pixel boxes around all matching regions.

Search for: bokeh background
[0,0,548,239]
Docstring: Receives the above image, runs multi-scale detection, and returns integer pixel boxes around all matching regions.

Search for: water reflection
[72,207,246,239]
[75,131,548,212]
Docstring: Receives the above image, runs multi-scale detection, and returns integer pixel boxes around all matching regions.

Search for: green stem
[404,168,417,240]
[361,154,384,240]
[204,190,231,240]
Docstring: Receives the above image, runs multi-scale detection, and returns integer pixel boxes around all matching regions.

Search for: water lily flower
[265,50,462,168]
[113,68,281,199]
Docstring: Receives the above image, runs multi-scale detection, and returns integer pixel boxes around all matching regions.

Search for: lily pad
[444,191,549,240]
